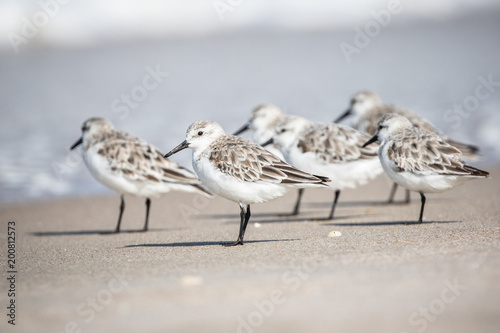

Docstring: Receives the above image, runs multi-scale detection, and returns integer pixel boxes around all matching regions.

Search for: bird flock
[71,90,489,246]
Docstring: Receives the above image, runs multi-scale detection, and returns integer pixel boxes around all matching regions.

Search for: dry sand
[0,167,499,333]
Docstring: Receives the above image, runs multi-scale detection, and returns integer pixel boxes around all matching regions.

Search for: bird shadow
[307,197,453,208]
[199,212,379,223]
[306,200,408,208]
[321,220,461,227]
[197,212,279,220]
[30,228,180,237]
[232,214,376,224]
[123,238,299,248]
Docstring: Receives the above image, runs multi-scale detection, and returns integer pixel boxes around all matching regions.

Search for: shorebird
[269,116,383,220]
[233,104,307,215]
[335,90,479,203]
[363,113,489,223]
[71,117,211,233]
[233,104,285,159]
[164,120,330,246]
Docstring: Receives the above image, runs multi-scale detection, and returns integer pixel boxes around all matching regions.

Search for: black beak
[261,138,274,147]
[70,137,83,150]
[362,135,378,148]
[232,123,250,136]
[164,140,190,158]
[333,109,352,123]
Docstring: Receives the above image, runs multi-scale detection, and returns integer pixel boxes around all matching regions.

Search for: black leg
[142,198,151,232]
[327,190,341,220]
[223,203,251,246]
[291,189,304,216]
[405,189,411,204]
[387,182,398,204]
[418,192,426,223]
[243,204,251,235]
[115,195,125,233]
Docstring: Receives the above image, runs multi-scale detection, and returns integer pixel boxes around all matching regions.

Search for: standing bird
[335,90,479,203]
[233,104,285,159]
[71,117,211,233]
[363,114,489,223]
[233,104,306,215]
[270,116,383,220]
[164,120,330,246]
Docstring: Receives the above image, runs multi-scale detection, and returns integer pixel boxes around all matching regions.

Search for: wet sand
[0,167,499,333]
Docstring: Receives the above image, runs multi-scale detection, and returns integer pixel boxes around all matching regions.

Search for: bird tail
[313,174,331,186]
[463,165,490,178]
[192,184,214,198]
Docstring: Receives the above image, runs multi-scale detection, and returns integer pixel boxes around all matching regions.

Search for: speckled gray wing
[297,123,378,164]
[388,129,487,176]
[209,136,329,184]
[95,131,201,184]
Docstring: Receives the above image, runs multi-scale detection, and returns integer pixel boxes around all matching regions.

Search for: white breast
[192,152,289,205]
[284,142,383,191]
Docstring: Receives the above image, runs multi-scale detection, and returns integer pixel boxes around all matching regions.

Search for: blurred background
[1,0,499,203]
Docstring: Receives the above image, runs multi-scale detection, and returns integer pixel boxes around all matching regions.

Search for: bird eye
[198,131,203,136]
[280,128,286,133]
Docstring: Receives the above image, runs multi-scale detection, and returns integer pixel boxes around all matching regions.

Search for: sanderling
[363,113,489,223]
[71,117,211,233]
[164,120,330,246]
[269,115,383,220]
[335,90,479,203]
[233,104,306,215]
[233,104,285,159]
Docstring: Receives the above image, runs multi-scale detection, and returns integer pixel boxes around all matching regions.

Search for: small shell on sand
[328,231,342,237]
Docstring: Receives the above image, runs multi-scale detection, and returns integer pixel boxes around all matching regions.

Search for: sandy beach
[0,165,498,333]
[1,2,499,333]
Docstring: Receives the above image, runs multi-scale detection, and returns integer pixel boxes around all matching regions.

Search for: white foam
[1,0,499,50]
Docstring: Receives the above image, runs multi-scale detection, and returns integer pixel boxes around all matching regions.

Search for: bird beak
[333,108,352,123]
[362,135,378,148]
[232,123,250,136]
[164,140,190,158]
[260,138,274,147]
[70,137,83,150]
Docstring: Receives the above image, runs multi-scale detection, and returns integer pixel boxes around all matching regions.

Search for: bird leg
[114,195,125,233]
[418,192,426,223]
[387,182,398,204]
[142,198,151,232]
[291,188,304,216]
[223,203,251,246]
[328,190,341,220]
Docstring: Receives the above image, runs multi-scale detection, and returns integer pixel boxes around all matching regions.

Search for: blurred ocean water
[0,2,499,203]
[1,0,499,50]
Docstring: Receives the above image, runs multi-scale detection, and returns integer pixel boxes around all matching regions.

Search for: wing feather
[97,131,201,184]
[297,123,378,163]
[389,129,481,176]
[209,136,329,185]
